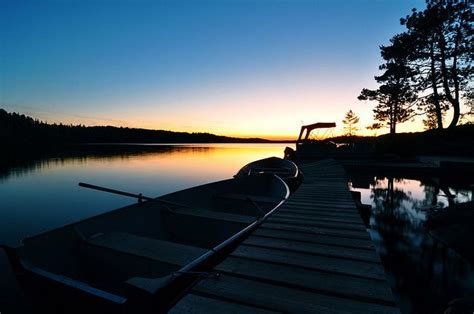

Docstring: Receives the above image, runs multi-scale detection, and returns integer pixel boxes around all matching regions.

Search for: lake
[0,144,291,245]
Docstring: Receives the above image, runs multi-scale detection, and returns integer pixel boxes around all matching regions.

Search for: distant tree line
[0,108,271,148]
[359,0,473,135]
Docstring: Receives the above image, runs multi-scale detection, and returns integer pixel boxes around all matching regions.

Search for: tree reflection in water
[352,175,474,314]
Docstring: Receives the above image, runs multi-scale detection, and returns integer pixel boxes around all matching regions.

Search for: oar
[78,182,191,208]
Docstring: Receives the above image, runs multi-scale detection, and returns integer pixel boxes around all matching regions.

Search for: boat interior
[16,174,288,297]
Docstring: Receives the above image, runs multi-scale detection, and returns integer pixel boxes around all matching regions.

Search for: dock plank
[231,245,387,280]
[169,293,279,314]
[252,228,375,250]
[289,195,354,202]
[262,222,371,240]
[267,216,367,231]
[243,235,380,263]
[284,201,359,210]
[216,256,395,305]
[193,274,398,314]
[277,207,363,219]
[274,211,365,225]
[282,202,359,209]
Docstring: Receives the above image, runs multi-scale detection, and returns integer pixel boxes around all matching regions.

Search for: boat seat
[166,207,255,224]
[214,192,282,204]
[85,232,209,266]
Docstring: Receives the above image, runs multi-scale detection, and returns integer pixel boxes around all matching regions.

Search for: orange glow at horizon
[26,70,466,141]
[42,112,431,141]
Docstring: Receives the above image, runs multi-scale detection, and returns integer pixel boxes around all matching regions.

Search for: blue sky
[1,0,426,138]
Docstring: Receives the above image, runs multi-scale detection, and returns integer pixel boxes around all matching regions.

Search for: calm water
[0,143,288,312]
[0,144,290,246]
[350,174,474,314]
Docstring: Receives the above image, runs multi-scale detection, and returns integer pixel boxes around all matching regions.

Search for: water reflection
[350,174,474,313]
[0,144,288,246]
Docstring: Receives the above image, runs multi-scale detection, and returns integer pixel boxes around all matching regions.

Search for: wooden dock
[170,159,398,313]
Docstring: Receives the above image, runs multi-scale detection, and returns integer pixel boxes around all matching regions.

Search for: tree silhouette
[342,110,360,136]
[423,103,447,130]
[366,123,383,136]
[460,88,474,124]
[0,108,270,147]
[401,0,473,129]
[358,35,417,136]
[360,0,472,132]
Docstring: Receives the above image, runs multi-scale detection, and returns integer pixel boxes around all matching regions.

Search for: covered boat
[235,156,302,191]
[284,122,375,160]
[287,122,337,160]
[2,174,289,313]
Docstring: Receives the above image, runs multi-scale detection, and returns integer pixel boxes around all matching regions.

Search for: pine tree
[342,110,360,137]
[366,123,383,136]
[401,0,473,129]
[358,34,417,136]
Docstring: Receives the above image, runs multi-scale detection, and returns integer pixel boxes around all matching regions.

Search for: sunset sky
[1,0,430,140]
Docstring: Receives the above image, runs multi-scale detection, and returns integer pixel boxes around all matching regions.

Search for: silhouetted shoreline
[2,108,474,157]
[1,108,278,148]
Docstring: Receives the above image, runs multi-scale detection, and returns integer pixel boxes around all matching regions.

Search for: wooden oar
[78,182,191,208]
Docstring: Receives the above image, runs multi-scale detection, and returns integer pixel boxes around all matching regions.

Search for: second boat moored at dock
[235,156,302,191]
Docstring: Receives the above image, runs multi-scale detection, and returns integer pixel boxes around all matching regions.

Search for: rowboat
[235,156,302,191]
[2,174,289,313]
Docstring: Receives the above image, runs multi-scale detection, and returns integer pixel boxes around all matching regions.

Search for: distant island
[0,108,276,148]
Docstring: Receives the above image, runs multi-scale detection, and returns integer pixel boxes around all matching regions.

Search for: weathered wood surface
[169,294,278,314]
[170,159,398,313]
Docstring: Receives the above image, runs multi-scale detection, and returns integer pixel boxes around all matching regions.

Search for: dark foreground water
[349,172,474,314]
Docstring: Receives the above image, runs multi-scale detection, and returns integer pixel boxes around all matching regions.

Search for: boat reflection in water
[350,174,474,313]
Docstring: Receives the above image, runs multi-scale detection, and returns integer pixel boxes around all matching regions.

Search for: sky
[1,0,429,140]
